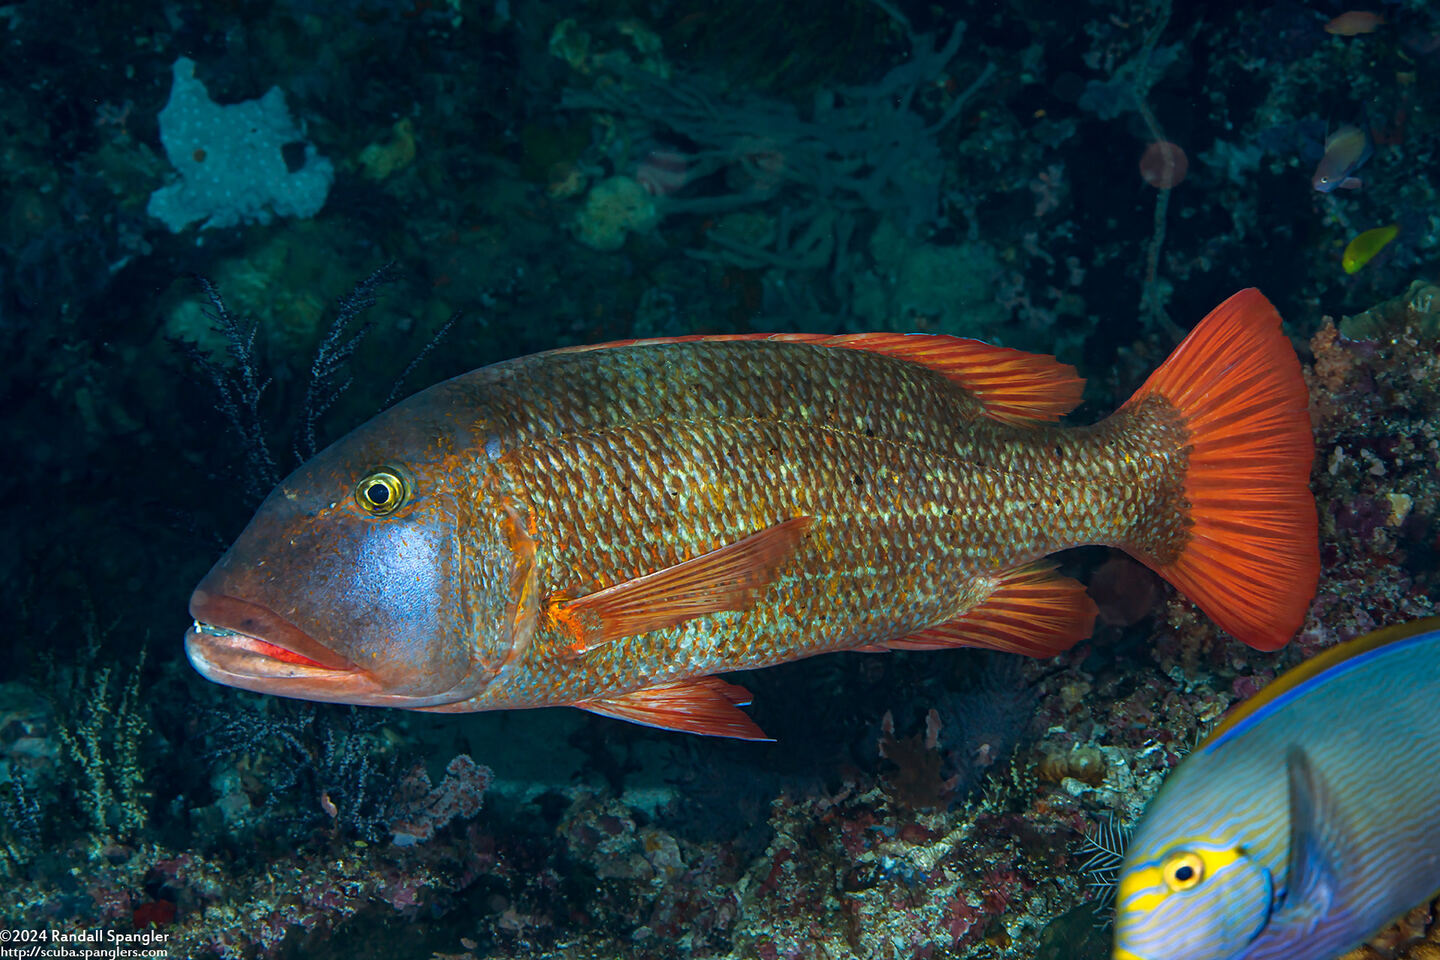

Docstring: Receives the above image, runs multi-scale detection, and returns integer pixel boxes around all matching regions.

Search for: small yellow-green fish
[1113,617,1440,960]
[1342,223,1398,274]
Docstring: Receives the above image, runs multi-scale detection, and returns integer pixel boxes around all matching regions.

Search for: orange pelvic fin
[874,563,1096,657]
[1123,288,1319,651]
[573,677,771,740]
[558,332,1084,424]
[551,516,813,656]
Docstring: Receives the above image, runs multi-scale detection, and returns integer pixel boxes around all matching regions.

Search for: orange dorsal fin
[1121,288,1319,651]
[573,677,770,740]
[556,333,1084,424]
[549,516,812,656]
[814,333,1085,424]
[874,563,1096,657]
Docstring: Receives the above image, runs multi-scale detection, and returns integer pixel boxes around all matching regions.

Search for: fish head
[1112,834,1274,960]
[186,381,522,709]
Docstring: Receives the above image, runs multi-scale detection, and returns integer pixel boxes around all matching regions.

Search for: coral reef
[2,0,1438,956]
[574,175,661,251]
[389,755,492,847]
[1340,895,1440,960]
[148,57,334,232]
[55,654,152,848]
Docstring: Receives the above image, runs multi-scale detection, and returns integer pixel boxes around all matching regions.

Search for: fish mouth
[185,590,480,709]
[185,590,376,696]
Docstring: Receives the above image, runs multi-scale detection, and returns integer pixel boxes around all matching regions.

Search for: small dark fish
[1312,124,1372,192]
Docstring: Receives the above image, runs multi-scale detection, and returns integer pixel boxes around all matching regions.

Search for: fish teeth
[193,620,239,638]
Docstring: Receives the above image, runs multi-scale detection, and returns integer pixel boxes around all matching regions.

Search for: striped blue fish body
[1113,618,1440,960]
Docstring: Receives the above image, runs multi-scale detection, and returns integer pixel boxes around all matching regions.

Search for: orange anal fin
[551,516,812,655]
[555,333,1083,424]
[573,677,771,740]
[878,563,1097,657]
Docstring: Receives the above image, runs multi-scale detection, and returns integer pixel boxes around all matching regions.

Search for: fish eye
[1161,850,1205,892]
[354,466,411,517]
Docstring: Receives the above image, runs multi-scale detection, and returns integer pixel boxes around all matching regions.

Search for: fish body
[1325,11,1386,37]
[1113,617,1440,960]
[1342,223,1398,274]
[185,290,1318,738]
[1312,124,1372,192]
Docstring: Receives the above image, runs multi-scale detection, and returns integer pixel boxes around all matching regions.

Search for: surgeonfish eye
[355,466,411,517]
[1161,850,1205,891]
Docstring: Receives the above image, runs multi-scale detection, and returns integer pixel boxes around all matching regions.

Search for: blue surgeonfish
[1113,617,1440,960]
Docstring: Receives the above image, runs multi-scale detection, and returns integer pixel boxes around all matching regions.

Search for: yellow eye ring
[355,466,411,517]
[1161,851,1205,892]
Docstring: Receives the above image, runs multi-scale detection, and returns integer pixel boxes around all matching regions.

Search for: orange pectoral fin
[550,516,813,656]
[573,677,771,740]
[878,563,1096,657]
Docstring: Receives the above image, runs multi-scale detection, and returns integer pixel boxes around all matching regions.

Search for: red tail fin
[1123,289,1318,651]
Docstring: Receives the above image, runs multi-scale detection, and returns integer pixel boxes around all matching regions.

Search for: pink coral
[388,754,491,847]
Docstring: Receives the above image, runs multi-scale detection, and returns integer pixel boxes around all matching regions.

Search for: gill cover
[1114,841,1273,960]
